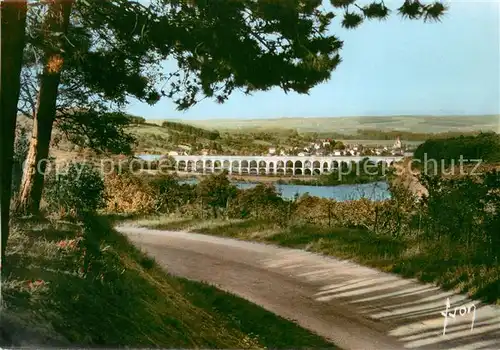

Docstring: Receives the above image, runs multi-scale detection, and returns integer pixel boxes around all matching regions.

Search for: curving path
[116,225,500,350]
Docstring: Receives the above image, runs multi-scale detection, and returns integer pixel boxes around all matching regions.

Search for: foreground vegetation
[2,212,334,348]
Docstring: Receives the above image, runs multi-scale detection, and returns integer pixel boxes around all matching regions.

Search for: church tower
[393,136,402,149]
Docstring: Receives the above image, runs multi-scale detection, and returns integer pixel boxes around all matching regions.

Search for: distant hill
[17,113,499,160]
[150,115,500,134]
[128,121,225,154]
[16,114,228,157]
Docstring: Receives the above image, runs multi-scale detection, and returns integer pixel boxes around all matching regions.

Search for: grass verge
[132,215,500,305]
[1,216,336,348]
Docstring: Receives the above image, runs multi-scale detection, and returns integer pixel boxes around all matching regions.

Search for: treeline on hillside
[126,114,147,125]
[162,121,220,140]
[220,133,270,155]
[414,132,500,165]
[312,130,480,141]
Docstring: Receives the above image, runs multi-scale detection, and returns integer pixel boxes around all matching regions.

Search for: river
[180,179,391,201]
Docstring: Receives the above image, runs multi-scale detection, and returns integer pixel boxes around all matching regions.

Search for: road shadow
[258,247,500,350]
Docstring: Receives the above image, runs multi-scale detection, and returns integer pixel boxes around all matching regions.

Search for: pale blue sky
[127,1,500,120]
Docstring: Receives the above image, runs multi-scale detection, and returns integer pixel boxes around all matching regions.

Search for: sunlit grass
[2,216,336,348]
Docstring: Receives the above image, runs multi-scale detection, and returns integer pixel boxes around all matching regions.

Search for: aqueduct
[171,155,404,176]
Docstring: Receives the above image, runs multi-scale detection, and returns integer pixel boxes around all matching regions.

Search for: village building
[393,136,402,149]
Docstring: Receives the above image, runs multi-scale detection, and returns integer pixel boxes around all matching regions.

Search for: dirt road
[116,225,500,350]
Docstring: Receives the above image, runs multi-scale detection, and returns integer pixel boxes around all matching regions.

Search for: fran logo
[441,297,476,336]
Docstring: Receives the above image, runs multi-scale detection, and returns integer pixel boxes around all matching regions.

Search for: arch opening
[196,160,204,173]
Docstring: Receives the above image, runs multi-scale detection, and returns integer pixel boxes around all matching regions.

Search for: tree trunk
[0,0,28,263]
[16,0,73,215]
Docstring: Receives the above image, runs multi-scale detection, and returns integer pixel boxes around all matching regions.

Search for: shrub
[148,175,196,213]
[228,184,284,220]
[419,171,500,259]
[104,172,155,214]
[44,162,106,218]
[197,172,237,218]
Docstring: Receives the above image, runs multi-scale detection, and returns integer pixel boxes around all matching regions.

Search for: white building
[393,136,402,149]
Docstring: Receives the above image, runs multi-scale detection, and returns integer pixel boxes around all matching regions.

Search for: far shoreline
[174,171,319,184]
[171,171,388,187]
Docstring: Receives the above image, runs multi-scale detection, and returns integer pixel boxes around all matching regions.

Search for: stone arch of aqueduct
[172,155,404,176]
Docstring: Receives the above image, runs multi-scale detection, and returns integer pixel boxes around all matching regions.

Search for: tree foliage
[197,171,237,216]
[414,132,500,166]
[162,121,220,140]
[145,0,447,109]
[44,162,106,217]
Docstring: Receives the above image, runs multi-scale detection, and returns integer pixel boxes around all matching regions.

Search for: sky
[127,1,500,121]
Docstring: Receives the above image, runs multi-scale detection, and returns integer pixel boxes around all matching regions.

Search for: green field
[154,115,500,134]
